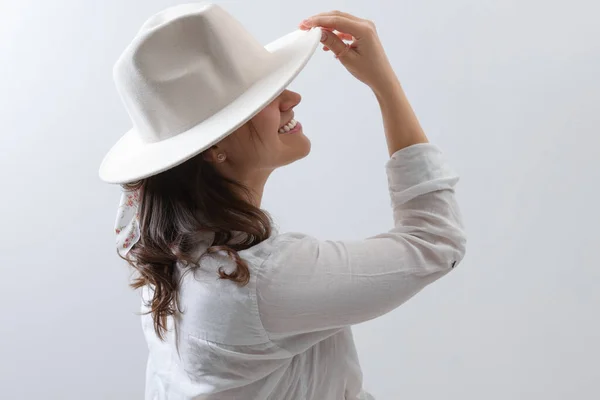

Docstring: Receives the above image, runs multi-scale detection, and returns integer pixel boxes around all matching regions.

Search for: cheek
[252,110,281,138]
[244,120,278,155]
[253,125,276,145]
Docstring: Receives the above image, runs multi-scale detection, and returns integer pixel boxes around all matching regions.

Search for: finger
[301,15,369,39]
[299,24,354,40]
[301,24,354,42]
[303,11,364,39]
[322,28,354,41]
[320,29,353,59]
[333,31,354,41]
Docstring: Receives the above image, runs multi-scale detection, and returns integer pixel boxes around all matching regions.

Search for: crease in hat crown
[112,2,279,144]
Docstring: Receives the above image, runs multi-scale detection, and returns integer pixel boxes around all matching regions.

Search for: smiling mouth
[278,118,299,134]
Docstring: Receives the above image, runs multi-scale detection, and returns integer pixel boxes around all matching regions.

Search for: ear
[201,146,219,163]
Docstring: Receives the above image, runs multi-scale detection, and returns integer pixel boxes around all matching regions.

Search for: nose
[281,89,301,112]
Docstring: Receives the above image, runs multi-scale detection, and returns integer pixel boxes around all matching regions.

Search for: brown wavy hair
[118,120,275,341]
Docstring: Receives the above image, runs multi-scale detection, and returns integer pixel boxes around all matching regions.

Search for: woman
[100,3,466,399]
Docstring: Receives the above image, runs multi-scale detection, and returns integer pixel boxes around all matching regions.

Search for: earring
[217,153,226,162]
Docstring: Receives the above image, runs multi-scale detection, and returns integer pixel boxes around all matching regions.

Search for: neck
[243,172,269,208]
[233,168,272,209]
[216,162,273,209]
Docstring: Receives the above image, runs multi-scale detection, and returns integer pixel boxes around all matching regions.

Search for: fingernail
[321,30,327,41]
[301,19,312,26]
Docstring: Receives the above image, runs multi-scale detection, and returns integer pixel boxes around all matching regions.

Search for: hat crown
[113,2,276,143]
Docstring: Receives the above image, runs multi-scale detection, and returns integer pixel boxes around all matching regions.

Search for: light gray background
[1,0,598,399]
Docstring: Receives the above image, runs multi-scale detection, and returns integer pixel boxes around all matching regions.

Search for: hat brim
[99,26,322,184]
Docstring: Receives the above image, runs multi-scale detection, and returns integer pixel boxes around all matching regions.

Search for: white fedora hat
[99,2,322,184]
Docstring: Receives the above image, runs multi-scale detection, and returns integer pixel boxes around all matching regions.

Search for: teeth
[278,119,297,134]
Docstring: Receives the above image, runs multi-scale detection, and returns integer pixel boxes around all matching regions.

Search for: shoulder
[257,231,321,266]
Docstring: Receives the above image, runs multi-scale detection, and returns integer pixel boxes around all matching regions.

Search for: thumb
[320,28,352,59]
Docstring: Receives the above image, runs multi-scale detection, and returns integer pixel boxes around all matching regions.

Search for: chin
[279,139,311,167]
[295,135,311,159]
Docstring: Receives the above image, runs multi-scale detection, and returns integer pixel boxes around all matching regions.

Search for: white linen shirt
[140,143,467,399]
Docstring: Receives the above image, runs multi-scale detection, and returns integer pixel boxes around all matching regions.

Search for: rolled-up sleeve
[255,143,467,345]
